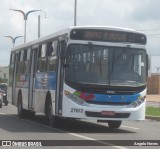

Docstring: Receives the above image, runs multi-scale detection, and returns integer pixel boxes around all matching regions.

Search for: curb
[147,100,160,102]
[145,115,160,121]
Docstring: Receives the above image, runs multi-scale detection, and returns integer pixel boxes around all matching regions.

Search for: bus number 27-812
[71,108,83,113]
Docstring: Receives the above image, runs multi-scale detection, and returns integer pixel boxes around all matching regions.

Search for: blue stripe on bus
[35,72,56,90]
[94,93,140,103]
[73,91,140,103]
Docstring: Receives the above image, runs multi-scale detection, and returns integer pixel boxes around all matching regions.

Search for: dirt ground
[146,94,160,102]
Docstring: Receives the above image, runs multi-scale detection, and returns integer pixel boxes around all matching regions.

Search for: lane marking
[1,112,127,148]
[69,133,95,140]
[68,133,127,149]
[121,125,140,130]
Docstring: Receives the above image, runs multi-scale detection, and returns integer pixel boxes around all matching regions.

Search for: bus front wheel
[108,121,122,129]
[46,99,57,127]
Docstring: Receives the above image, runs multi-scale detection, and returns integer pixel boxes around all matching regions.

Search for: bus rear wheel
[17,93,26,118]
[108,121,122,129]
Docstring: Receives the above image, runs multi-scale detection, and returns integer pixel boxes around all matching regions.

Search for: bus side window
[24,48,31,73]
[37,44,47,72]
[16,51,21,74]
[47,42,53,56]
[47,40,57,71]
[18,50,24,73]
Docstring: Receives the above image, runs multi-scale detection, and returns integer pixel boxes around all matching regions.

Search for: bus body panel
[33,90,56,114]
[7,87,12,104]
[62,97,146,121]
[20,88,29,109]
[62,83,146,121]
[34,90,47,113]
[7,26,147,126]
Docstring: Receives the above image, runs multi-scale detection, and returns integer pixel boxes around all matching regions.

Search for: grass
[146,107,160,116]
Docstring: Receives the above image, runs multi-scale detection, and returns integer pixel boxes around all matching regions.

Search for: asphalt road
[0,103,160,149]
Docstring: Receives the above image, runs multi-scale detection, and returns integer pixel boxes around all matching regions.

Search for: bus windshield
[65,44,146,87]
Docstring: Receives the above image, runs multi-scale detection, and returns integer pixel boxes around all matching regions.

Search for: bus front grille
[85,101,131,105]
[85,111,130,118]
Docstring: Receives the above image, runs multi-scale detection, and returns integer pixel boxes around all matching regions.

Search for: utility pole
[74,0,77,26]
[38,11,46,38]
[10,9,41,43]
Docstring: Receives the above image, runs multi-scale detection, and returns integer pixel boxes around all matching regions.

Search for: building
[146,56,160,94]
[0,66,9,83]
[147,73,160,94]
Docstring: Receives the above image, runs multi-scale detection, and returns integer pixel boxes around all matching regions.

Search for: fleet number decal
[71,108,83,113]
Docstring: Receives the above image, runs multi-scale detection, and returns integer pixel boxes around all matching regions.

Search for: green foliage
[146,107,160,116]
[0,77,8,83]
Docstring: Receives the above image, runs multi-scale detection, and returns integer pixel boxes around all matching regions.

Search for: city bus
[8,26,148,128]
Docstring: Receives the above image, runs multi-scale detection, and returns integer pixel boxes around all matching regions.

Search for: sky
[0,0,160,72]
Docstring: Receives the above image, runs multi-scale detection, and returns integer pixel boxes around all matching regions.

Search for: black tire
[4,100,8,106]
[108,121,122,129]
[46,99,57,127]
[27,111,35,119]
[17,93,26,118]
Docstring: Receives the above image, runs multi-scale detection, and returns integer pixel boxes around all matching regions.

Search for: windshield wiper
[88,42,103,78]
[111,48,129,74]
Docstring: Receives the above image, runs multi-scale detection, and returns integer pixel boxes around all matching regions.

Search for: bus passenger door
[55,39,66,115]
[12,52,19,105]
[28,46,38,109]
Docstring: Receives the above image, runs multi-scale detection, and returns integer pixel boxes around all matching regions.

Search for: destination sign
[70,29,147,45]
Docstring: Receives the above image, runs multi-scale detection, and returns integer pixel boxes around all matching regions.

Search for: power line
[138,27,160,32]
[147,34,160,38]
[137,27,160,37]
[147,34,160,36]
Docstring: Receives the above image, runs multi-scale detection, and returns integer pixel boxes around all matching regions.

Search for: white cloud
[0,0,160,66]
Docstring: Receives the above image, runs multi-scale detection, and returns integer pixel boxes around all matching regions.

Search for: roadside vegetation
[0,78,7,83]
[146,107,160,116]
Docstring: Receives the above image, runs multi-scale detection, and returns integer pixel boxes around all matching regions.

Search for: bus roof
[70,26,145,35]
[11,26,145,51]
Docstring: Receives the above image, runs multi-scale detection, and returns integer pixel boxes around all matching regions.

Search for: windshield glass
[65,44,146,87]
[110,48,146,86]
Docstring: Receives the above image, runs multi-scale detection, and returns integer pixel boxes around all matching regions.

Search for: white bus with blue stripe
[8,26,147,128]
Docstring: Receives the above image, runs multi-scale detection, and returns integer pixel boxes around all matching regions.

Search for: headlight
[64,90,89,106]
[128,96,145,108]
